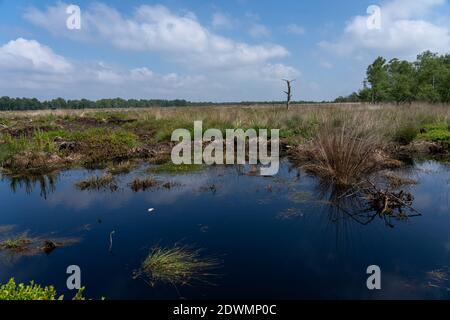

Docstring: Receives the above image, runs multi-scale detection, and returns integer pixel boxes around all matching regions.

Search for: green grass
[4,103,450,175]
[0,278,86,300]
[392,124,420,145]
[147,162,204,175]
[124,118,193,143]
[0,129,56,164]
[138,245,220,286]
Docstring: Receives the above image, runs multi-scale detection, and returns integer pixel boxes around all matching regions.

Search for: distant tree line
[335,51,450,104]
[0,97,192,111]
[0,96,320,111]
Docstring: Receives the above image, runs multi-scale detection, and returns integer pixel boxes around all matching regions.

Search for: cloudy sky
[0,0,449,102]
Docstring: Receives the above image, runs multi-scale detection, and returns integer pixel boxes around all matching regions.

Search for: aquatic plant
[0,232,78,258]
[135,245,220,286]
[107,161,136,175]
[0,234,32,252]
[130,176,159,192]
[75,174,117,191]
[147,163,203,175]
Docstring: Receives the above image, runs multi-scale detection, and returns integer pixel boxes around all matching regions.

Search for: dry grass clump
[130,176,159,192]
[135,245,220,286]
[298,125,381,186]
[75,174,117,191]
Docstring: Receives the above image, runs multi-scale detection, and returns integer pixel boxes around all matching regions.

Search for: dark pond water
[1,160,450,300]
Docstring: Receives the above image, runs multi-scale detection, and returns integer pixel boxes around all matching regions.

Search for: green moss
[147,162,204,175]
[418,123,450,143]
[0,278,86,300]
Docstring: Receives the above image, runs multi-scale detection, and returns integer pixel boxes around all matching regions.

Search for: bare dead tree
[282,79,295,110]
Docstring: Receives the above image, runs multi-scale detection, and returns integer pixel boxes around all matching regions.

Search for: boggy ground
[1,103,450,178]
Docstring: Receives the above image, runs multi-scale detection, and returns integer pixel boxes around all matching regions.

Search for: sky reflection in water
[1,160,450,299]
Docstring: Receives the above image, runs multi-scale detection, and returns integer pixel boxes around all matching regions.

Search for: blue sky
[0,0,449,101]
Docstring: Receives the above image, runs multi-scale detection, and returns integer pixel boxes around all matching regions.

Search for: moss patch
[418,123,450,143]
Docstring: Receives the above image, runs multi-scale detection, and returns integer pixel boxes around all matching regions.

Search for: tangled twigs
[363,180,420,216]
[332,179,421,228]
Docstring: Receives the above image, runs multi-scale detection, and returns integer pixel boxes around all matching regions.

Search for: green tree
[387,58,415,104]
[366,57,390,103]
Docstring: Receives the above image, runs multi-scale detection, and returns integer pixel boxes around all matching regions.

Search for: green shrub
[393,124,419,144]
[0,278,86,300]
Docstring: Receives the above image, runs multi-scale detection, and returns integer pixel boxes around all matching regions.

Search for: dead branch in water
[330,179,421,228]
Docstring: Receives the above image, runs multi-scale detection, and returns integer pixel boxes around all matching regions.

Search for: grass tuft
[297,116,382,186]
[75,174,117,191]
[130,177,159,192]
[136,245,220,286]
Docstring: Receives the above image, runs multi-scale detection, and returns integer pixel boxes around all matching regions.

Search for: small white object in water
[148,208,155,213]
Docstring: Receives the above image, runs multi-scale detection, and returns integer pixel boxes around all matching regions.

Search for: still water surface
[1,160,450,299]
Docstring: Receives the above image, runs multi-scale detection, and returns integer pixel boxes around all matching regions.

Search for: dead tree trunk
[283,79,295,110]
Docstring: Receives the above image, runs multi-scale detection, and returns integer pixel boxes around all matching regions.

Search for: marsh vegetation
[1,103,450,177]
[2,103,450,299]
[134,245,220,287]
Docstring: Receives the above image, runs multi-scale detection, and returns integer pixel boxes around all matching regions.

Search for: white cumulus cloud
[24,3,288,69]
[319,0,450,58]
[0,38,72,73]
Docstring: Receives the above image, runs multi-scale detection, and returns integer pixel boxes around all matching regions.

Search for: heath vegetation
[1,102,450,186]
